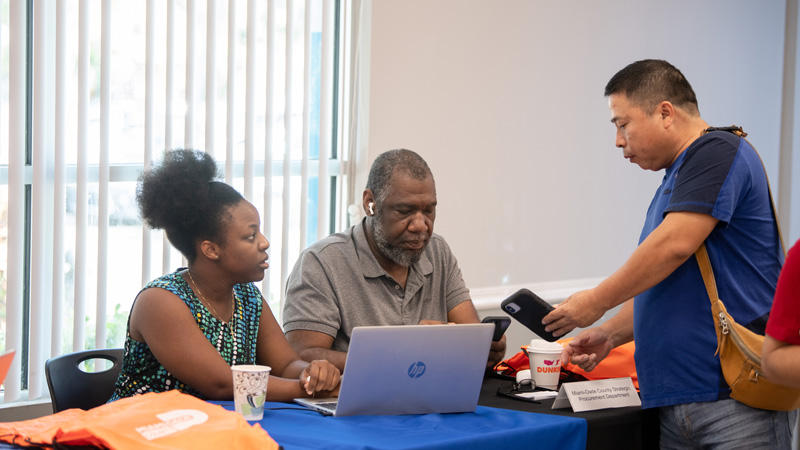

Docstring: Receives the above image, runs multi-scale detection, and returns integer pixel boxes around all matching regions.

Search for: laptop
[295,323,493,417]
[0,350,15,388]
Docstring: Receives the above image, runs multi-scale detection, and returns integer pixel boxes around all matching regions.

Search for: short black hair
[604,59,699,115]
[136,149,244,262]
[365,149,433,205]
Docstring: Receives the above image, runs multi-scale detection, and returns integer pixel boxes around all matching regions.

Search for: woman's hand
[301,359,341,396]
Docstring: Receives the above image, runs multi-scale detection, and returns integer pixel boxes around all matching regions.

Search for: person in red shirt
[763,238,800,389]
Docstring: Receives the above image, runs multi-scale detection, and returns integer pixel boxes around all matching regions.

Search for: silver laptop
[294,323,493,417]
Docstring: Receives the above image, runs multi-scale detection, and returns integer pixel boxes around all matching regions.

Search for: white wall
[363,0,789,304]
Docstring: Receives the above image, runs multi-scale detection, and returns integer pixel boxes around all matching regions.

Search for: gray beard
[372,215,424,267]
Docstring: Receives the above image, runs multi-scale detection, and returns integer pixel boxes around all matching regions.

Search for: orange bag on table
[0,391,278,450]
[494,338,639,390]
[492,350,531,376]
[560,338,638,390]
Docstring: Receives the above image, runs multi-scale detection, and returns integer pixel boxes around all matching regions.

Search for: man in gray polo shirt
[283,149,506,372]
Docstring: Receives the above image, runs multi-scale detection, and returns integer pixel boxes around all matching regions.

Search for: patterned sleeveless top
[109,269,263,401]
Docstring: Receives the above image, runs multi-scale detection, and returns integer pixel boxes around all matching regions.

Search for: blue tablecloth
[215,401,587,450]
[0,401,587,450]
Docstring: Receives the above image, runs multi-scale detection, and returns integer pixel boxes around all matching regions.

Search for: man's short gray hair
[365,149,433,205]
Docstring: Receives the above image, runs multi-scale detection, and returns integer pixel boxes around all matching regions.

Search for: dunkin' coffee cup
[527,339,563,390]
[232,365,271,420]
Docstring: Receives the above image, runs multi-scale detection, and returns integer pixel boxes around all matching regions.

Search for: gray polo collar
[354,218,434,279]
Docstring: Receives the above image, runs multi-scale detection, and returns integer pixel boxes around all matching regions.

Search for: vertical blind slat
[262,0,278,304]
[96,0,112,352]
[299,0,310,253]
[225,0,236,183]
[280,0,295,308]
[343,0,362,225]
[52,0,67,359]
[74,0,90,353]
[185,0,195,148]
[163,0,176,275]
[205,0,216,157]
[6,0,26,403]
[29,0,47,399]
[165,0,175,153]
[244,0,256,199]
[142,0,156,287]
[318,0,333,239]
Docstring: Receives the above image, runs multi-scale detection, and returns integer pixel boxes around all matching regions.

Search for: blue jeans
[659,399,797,449]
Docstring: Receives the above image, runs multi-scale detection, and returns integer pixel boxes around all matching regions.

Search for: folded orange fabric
[0,409,85,447]
[0,391,278,449]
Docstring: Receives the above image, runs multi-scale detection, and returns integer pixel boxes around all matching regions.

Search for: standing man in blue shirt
[543,59,796,448]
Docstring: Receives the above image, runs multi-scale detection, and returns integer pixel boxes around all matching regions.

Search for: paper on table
[515,391,559,401]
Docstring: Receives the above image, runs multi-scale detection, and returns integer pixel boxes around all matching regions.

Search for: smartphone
[481,316,511,341]
[500,288,559,342]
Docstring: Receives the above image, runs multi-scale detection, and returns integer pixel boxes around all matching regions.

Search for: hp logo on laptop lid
[408,361,426,378]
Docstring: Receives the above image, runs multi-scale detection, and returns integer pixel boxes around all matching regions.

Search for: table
[0,404,586,450]
[216,400,587,450]
[0,375,654,450]
[479,375,660,450]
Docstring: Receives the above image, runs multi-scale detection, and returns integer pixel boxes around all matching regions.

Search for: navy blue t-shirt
[634,131,782,409]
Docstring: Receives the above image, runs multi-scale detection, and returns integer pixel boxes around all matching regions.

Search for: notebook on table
[294,323,493,417]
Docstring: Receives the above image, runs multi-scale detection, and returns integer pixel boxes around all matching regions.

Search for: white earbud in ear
[368,202,375,215]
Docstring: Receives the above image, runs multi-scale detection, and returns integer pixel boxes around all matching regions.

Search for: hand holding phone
[481,316,511,341]
[501,288,559,342]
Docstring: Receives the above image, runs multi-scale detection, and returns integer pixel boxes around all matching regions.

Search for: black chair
[45,348,124,412]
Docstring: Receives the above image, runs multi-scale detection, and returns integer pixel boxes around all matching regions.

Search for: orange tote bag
[1,391,278,450]
[54,391,279,450]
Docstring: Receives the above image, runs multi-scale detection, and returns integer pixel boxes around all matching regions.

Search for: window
[0,0,359,403]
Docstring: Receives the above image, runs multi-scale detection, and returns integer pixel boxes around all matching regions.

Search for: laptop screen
[296,324,493,417]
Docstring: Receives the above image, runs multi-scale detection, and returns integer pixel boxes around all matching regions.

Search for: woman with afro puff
[109,149,340,402]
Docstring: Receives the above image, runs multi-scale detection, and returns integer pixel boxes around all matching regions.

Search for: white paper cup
[527,339,563,390]
[232,365,271,420]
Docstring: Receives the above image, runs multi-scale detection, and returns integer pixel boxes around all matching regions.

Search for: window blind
[2,0,355,404]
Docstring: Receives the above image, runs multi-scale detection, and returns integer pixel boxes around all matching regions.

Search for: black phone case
[500,288,559,342]
[481,316,511,341]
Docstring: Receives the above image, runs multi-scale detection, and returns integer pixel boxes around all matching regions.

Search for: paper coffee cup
[527,339,562,390]
[232,365,271,421]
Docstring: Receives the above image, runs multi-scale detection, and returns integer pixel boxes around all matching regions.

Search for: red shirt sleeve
[766,239,800,345]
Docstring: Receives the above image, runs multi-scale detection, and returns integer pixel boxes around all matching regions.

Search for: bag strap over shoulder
[695,126,785,303]
[702,126,786,256]
[695,244,718,305]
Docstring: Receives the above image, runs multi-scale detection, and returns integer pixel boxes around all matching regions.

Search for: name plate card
[552,377,640,412]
